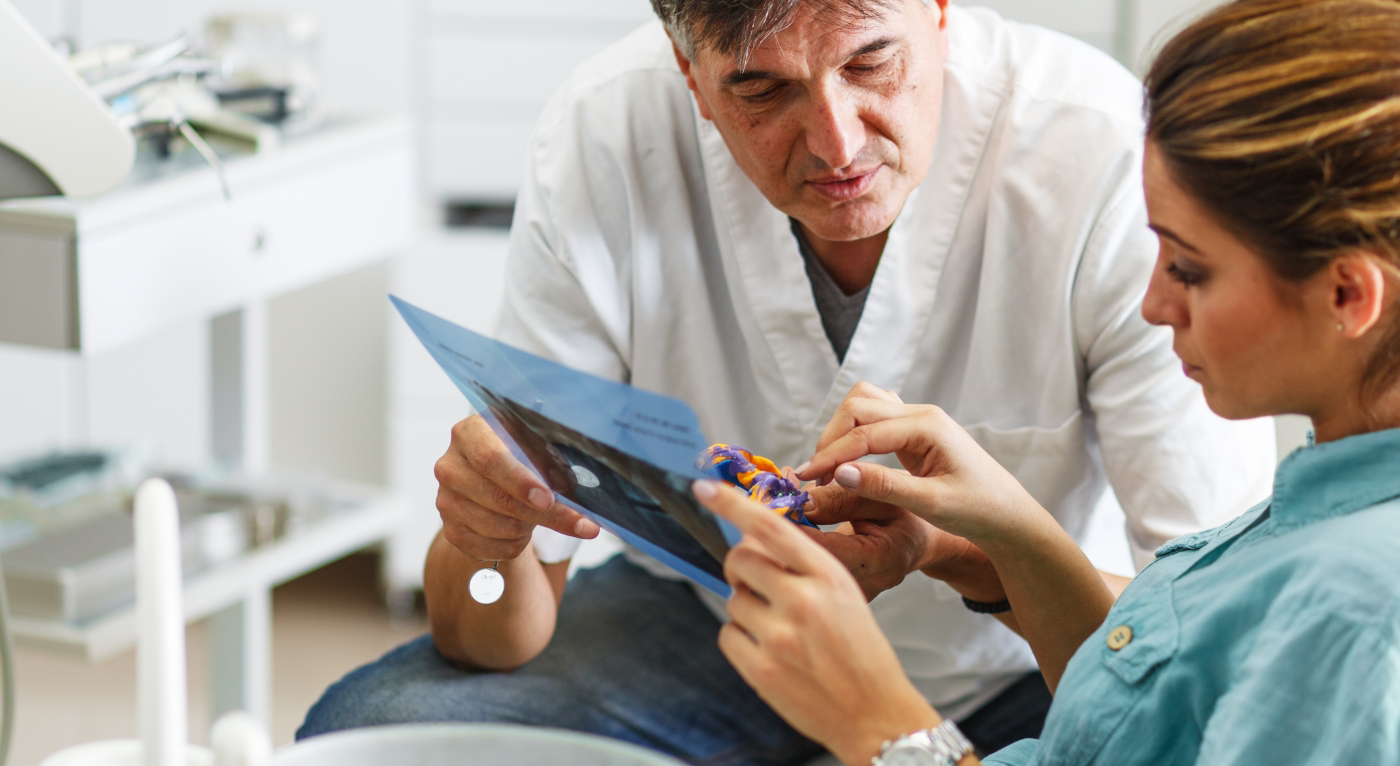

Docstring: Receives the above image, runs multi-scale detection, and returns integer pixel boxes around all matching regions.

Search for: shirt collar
[1270,426,1400,530]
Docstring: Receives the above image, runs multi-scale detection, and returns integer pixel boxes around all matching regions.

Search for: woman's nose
[1141,261,1185,328]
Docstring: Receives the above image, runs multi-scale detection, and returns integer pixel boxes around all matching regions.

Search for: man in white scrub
[300,0,1275,761]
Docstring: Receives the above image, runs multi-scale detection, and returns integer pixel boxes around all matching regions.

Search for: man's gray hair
[652,0,913,64]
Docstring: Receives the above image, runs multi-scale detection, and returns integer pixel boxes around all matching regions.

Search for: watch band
[961,595,1012,614]
[872,718,974,766]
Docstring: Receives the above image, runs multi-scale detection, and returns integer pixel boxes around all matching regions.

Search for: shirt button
[1107,625,1133,651]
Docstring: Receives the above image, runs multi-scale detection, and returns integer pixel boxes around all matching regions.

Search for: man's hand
[434,414,600,562]
[801,484,938,600]
[804,483,1009,603]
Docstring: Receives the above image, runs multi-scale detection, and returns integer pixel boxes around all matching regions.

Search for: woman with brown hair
[691,0,1400,763]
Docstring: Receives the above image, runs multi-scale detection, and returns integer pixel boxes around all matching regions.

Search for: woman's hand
[796,382,1115,689]
[797,383,1046,550]
[694,480,944,766]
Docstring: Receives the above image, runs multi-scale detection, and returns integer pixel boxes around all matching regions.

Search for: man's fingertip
[574,517,600,538]
[527,487,553,510]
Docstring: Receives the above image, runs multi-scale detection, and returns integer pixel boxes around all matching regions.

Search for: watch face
[882,743,939,766]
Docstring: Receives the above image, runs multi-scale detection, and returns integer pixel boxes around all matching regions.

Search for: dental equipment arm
[0,0,135,201]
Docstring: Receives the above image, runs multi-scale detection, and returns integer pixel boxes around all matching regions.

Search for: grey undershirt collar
[791,219,870,363]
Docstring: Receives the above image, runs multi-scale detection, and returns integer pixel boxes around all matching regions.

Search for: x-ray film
[392,296,741,597]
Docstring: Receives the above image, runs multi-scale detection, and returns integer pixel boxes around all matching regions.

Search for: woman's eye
[1166,261,1206,286]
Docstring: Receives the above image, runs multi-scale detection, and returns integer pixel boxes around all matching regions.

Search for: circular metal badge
[469,566,505,604]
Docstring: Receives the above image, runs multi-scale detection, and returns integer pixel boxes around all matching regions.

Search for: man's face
[675,0,949,244]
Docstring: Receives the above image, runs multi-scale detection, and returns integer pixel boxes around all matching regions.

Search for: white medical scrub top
[499,6,1277,718]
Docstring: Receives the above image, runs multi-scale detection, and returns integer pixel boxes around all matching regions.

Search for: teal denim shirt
[986,427,1400,765]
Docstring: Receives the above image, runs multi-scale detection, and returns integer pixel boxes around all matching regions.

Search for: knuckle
[486,483,524,517]
[450,416,479,445]
[432,454,459,487]
[872,471,897,497]
[502,536,530,560]
[440,524,473,555]
[850,380,881,398]
[465,438,499,472]
[483,511,530,540]
[765,625,800,656]
[435,487,463,521]
[748,657,781,688]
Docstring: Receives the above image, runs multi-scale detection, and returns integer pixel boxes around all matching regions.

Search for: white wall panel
[268,262,390,485]
[0,343,77,458]
[84,319,209,467]
[386,229,509,589]
[427,121,534,200]
[429,0,652,19]
[1120,0,1225,72]
[973,0,1116,52]
[429,36,619,104]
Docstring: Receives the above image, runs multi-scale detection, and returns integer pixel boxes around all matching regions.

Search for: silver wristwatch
[871,719,974,766]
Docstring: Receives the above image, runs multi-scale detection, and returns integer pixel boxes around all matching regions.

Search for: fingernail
[834,464,860,488]
[574,517,597,536]
[528,488,553,510]
[693,480,718,501]
[795,461,811,476]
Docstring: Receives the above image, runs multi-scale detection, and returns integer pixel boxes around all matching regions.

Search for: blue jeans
[298,556,1049,764]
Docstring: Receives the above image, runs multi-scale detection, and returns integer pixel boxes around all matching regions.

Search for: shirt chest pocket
[1100,589,1180,686]
[1038,582,1181,766]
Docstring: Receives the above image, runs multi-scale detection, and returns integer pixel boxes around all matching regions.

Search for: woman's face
[1140,143,1337,421]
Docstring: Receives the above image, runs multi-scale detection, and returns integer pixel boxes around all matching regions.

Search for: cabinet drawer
[76,144,412,353]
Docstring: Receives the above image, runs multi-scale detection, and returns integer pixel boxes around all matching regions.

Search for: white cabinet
[417,0,654,202]
[0,118,413,355]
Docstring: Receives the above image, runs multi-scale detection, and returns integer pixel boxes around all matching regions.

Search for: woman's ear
[1329,253,1391,339]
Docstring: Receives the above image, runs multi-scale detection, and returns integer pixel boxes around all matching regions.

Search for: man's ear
[670,39,714,121]
[1330,253,1392,339]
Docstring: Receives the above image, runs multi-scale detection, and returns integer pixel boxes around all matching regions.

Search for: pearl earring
[1337,323,1345,332]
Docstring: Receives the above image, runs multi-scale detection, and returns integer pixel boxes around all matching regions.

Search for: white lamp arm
[0,0,134,200]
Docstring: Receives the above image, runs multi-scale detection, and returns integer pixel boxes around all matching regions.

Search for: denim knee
[297,634,455,739]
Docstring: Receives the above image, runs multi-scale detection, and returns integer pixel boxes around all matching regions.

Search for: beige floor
[9,553,427,766]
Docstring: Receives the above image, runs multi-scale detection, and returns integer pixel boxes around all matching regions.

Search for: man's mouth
[806,168,880,201]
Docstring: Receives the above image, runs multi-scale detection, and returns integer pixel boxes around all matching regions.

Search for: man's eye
[739,85,784,103]
[847,58,893,76]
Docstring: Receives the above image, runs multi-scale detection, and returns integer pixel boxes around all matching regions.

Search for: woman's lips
[807,168,879,201]
[1182,361,1203,378]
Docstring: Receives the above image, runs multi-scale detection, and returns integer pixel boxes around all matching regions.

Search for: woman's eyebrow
[1149,223,1202,254]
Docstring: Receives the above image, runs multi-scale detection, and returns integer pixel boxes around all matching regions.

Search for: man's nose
[804,83,863,170]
